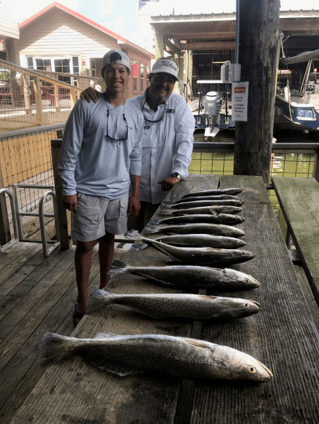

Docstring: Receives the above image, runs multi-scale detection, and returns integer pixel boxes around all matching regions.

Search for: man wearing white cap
[58,49,143,325]
[81,56,195,231]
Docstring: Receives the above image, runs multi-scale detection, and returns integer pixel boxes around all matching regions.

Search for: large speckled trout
[39,332,272,382]
[108,260,260,290]
[86,289,260,320]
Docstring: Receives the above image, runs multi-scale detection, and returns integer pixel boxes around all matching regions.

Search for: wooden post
[70,88,76,109]
[154,32,164,59]
[22,75,31,115]
[51,139,72,249]
[53,81,61,111]
[33,77,43,126]
[233,0,280,183]
[0,162,11,245]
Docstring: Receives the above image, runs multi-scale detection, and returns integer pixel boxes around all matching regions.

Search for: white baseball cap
[151,58,178,80]
[101,50,130,76]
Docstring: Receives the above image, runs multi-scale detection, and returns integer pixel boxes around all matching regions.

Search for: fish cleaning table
[9,175,319,424]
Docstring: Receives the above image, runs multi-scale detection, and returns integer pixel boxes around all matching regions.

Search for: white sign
[232,82,249,122]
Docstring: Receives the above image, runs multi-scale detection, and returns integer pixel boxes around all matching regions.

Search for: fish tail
[158,209,172,216]
[148,218,160,225]
[38,332,77,366]
[144,225,159,234]
[160,201,172,209]
[108,260,130,275]
[86,289,112,313]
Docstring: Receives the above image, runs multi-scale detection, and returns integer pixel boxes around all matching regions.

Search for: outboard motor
[204,91,221,138]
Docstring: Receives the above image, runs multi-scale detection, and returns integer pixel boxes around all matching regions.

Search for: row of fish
[39,187,273,383]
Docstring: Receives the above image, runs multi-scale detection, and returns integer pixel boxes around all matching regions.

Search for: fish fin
[95,361,143,377]
[86,289,112,313]
[183,338,212,350]
[93,332,119,339]
[108,260,129,275]
[38,332,75,366]
[208,209,218,215]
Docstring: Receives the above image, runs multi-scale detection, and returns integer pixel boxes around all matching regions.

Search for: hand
[80,87,100,103]
[62,194,78,211]
[128,195,141,219]
[158,176,180,192]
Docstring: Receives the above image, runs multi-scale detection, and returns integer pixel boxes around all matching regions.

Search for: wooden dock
[1,174,319,423]
[0,238,130,424]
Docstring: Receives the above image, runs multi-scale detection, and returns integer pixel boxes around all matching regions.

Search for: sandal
[73,304,84,328]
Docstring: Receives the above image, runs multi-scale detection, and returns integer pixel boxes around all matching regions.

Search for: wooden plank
[272,176,319,306]
[190,175,319,424]
[8,174,220,424]
[0,243,127,424]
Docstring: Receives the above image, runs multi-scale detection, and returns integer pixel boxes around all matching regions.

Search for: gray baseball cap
[101,49,130,76]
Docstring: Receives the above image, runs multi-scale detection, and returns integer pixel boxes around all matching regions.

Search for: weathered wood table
[9,174,319,424]
[272,176,319,307]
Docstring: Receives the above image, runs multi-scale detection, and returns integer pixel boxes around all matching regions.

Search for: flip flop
[73,304,84,327]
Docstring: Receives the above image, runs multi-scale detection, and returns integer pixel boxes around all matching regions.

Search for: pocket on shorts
[119,196,129,219]
[74,206,101,236]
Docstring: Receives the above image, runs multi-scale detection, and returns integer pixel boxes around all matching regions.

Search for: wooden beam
[281,49,319,64]
[164,37,182,56]
[234,0,280,183]
[154,33,164,59]
[181,41,235,51]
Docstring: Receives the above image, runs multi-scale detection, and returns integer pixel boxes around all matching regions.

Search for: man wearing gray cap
[58,49,143,326]
[81,57,195,231]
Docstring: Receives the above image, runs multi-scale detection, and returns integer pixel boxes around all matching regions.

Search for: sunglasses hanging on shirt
[105,109,128,147]
[142,100,167,123]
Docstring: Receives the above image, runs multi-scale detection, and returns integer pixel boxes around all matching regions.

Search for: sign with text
[232,82,249,121]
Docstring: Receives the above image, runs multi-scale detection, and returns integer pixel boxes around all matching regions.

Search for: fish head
[228,298,260,318]
[207,345,273,382]
[223,269,261,289]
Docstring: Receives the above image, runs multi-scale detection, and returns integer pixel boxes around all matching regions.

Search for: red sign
[234,86,246,93]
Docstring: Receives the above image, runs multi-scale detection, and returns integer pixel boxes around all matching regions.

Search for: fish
[149,213,244,226]
[86,289,260,320]
[181,188,243,198]
[38,332,272,382]
[144,222,245,238]
[154,234,247,249]
[159,206,243,216]
[173,194,241,203]
[136,237,254,265]
[162,199,243,209]
[108,260,260,290]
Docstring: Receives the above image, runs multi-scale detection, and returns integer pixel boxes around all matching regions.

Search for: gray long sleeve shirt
[58,94,143,200]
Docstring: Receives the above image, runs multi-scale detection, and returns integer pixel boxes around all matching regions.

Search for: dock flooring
[0,237,131,424]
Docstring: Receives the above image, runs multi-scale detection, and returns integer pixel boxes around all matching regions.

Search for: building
[3,2,154,98]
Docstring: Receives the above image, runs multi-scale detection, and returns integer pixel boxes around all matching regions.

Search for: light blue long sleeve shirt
[129,91,195,204]
[58,94,143,200]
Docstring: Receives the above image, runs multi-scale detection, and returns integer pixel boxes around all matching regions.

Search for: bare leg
[74,240,96,320]
[99,232,115,289]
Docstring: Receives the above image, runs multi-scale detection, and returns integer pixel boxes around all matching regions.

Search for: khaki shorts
[71,193,129,242]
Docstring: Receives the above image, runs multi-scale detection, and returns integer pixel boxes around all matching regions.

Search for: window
[35,59,51,71]
[140,64,144,92]
[27,57,33,69]
[72,57,79,75]
[55,59,71,84]
[91,59,96,77]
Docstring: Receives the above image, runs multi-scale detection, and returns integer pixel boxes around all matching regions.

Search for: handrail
[0,188,18,241]
[39,190,60,257]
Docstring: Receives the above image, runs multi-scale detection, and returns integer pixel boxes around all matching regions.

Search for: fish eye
[245,303,250,307]
[249,366,256,373]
